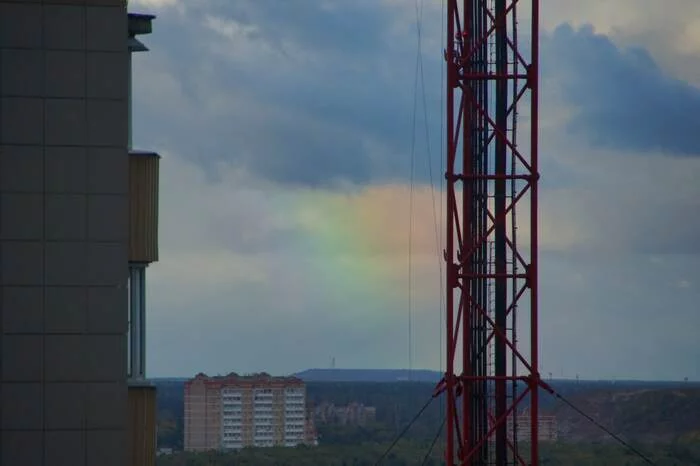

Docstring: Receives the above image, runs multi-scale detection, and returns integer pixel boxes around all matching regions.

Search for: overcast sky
[128,0,700,381]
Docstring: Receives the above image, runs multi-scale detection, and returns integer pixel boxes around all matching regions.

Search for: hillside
[547,387,700,442]
[294,368,442,383]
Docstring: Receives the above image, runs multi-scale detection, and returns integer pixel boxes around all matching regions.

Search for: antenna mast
[439,0,541,464]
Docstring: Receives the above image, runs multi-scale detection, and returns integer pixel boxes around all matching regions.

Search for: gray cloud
[132,1,443,187]
[192,0,390,59]
[539,252,700,380]
[148,263,426,376]
[133,5,700,189]
[543,24,700,155]
[536,147,700,255]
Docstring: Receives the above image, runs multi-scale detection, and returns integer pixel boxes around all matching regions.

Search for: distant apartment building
[184,373,318,451]
[315,402,377,426]
[507,410,559,442]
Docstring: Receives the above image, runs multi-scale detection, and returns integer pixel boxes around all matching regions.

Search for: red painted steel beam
[529,0,541,462]
[444,0,457,463]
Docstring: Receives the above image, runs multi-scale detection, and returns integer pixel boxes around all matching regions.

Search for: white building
[184,373,318,451]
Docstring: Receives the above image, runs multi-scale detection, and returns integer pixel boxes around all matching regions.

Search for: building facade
[0,1,160,465]
[315,402,377,426]
[506,410,559,442]
[184,373,318,451]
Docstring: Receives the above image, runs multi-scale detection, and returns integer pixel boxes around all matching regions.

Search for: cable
[413,0,440,267]
[419,417,445,466]
[550,391,658,466]
[413,0,446,396]
[409,0,444,391]
[373,395,435,466]
[407,0,422,383]
[438,0,446,428]
[415,0,445,348]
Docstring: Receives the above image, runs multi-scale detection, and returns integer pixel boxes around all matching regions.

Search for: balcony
[129,150,160,264]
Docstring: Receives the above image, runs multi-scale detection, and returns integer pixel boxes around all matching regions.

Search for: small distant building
[315,402,377,426]
[184,373,318,451]
[507,409,558,442]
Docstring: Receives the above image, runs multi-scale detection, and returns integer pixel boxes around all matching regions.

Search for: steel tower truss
[436,0,542,465]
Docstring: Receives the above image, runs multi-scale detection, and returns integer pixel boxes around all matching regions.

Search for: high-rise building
[184,373,319,451]
[0,2,161,465]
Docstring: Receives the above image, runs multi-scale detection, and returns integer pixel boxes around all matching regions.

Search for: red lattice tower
[434,0,545,464]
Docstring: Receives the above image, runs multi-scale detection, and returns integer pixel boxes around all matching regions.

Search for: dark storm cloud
[542,24,700,155]
[132,1,443,187]
[193,0,389,59]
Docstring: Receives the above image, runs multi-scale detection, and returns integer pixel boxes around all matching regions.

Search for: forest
[156,441,700,466]
[156,380,448,450]
[155,379,700,465]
